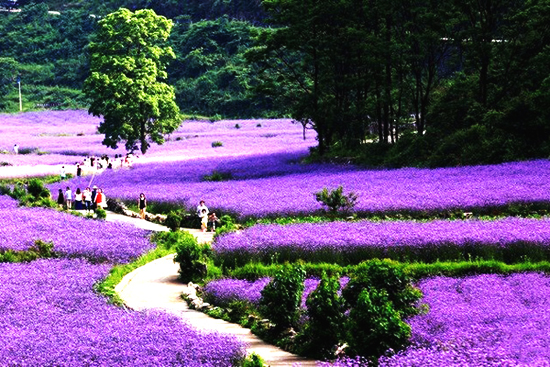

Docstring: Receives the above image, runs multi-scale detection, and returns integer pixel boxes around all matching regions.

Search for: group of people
[57,185,107,212]
[197,200,220,232]
[70,153,137,179]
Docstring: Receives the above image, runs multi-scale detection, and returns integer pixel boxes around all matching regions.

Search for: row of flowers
[213,217,550,265]
[52,158,550,219]
[203,277,349,309]
[0,195,153,263]
[204,273,550,366]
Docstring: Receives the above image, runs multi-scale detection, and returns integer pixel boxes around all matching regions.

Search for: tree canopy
[84,8,180,154]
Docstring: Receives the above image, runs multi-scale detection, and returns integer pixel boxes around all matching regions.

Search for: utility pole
[17,75,22,112]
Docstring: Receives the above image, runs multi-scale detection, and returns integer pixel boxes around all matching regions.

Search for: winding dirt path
[111,214,317,366]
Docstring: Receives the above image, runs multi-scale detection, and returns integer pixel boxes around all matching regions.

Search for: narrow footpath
[111,212,317,367]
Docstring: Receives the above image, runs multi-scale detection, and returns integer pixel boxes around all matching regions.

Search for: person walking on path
[196,200,209,217]
[76,163,82,177]
[138,193,147,219]
[91,186,98,211]
[60,165,66,180]
[56,189,65,209]
[64,187,72,209]
[13,144,18,155]
[95,188,107,210]
[74,188,83,210]
[83,187,92,212]
[200,209,208,232]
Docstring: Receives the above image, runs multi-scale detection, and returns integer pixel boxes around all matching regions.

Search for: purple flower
[0,259,246,366]
[0,195,153,263]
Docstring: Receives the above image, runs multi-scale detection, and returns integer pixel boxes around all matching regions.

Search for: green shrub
[212,141,224,147]
[214,215,240,237]
[346,288,411,359]
[95,207,107,220]
[0,240,56,263]
[27,179,50,199]
[165,211,183,231]
[242,353,266,367]
[202,170,233,182]
[301,271,346,359]
[315,186,358,215]
[343,259,422,318]
[0,183,12,196]
[259,264,306,330]
[173,231,212,283]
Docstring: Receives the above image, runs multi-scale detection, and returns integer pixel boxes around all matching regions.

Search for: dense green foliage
[84,8,180,154]
[315,186,358,215]
[3,0,550,164]
[259,264,305,330]
[0,239,55,263]
[301,271,346,359]
[172,231,212,282]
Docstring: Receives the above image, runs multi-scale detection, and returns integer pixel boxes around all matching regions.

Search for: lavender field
[0,193,246,366]
[0,195,153,263]
[0,259,245,366]
[378,273,550,366]
[204,273,550,366]
[0,110,315,166]
[4,110,550,365]
[213,217,550,265]
[51,157,550,219]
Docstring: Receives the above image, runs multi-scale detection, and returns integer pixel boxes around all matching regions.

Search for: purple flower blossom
[379,273,550,366]
[213,218,550,264]
[52,157,550,219]
[0,195,153,263]
[0,259,245,366]
[0,110,315,166]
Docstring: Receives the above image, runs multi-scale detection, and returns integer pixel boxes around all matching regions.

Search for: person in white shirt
[196,200,209,217]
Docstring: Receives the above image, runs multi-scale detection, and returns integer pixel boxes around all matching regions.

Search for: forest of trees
[2,0,550,167]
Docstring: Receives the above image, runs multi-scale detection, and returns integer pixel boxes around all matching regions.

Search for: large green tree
[84,8,180,154]
[0,57,17,109]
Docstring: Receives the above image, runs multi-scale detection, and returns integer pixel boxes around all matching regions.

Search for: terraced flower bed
[52,158,550,219]
[0,195,153,263]
[213,217,550,266]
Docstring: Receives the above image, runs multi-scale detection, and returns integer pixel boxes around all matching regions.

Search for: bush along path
[113,224,316,366]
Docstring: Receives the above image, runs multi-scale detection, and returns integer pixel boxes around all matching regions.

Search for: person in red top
[95,188,103,211]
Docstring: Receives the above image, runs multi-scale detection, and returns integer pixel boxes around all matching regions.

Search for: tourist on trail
[91,186,98,210]
[76,163,82,177]
[95,188,106,210]
[200,209,208,232]
[74,188,83,210]
[197,200,209,217]
[57,189,65,209]
[83,187,92,212]
[64,186,72,209]
[97,188,107,209]
[138,193,147,219]
[60,166,66,180]
[207,212,220,232]
[13,144,18,154]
